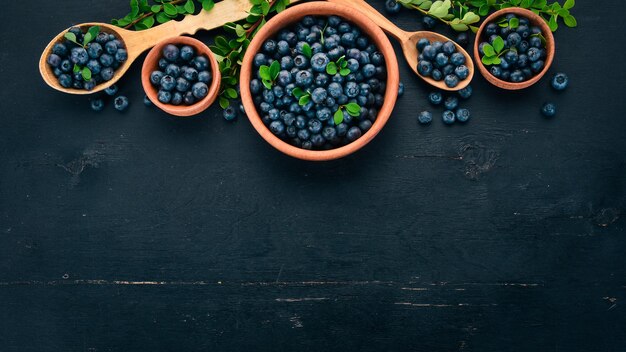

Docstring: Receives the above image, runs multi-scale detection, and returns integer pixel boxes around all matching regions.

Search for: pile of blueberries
[479,14,548,83]
[417,39,469,88]
[47,27,127,91]
[418,85,473,125]
[149,44,213,106]
[250,15,389,150]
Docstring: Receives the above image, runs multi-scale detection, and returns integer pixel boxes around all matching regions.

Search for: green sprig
[259,61,280,89]
[333,103,361,125]
[326,56,351,76]
[112,0,216,31]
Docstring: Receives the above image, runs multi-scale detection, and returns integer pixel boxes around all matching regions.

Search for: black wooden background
[1,0,625,351]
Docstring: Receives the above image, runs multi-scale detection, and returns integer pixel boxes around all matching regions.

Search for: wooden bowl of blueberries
[474,7,555,90]
[142,36,220,116]
[240,2,400,161]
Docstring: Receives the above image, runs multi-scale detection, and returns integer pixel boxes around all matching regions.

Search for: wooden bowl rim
[473,7,555,90]
[240,2,400,161]
[141,36,220,117]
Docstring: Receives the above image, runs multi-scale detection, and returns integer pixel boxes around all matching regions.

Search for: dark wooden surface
[1,1,625,351]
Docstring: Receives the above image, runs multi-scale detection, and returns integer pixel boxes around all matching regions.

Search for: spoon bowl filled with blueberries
[240,2,400,161]
[474,7,555,90]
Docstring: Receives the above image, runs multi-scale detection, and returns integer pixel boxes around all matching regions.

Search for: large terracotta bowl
[142,36,220,117]
[474,7,555,90]
[240,2,400,161]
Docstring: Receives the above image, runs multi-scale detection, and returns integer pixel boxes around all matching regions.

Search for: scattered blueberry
[442,110,456,125]
[418,111,432,124]
[456,108,470,122]
[458,85,472,99]
[398,82,404,97]
[423,16,437,29]
[113,96,129,111]
[90,99,104,112]
[428,92,443,105]
[551,72,569,91]
[223,106,238,121]
[104,85,118,96]
[143,95,153,106]
[541,102,556,117]
[384,0,401,14]
[444,96,459,111]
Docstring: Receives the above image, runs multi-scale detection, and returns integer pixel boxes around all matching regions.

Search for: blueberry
[52,43,68,57]
[87,43,103,59]
[193,56,209,71]
[58,74,72,88]
[70,47,89,65]
[444,96,459,110]
[179,45,194,61]
[444,74,459,88]
[450,52,465,66]
[541,102,556,117]
[507,32,522,47]
[53,67,63,77]
[83,79,96,91]
[94,32,109,44]
[100,67,114,81]
[316,107,332,121]
[170,92,183,105]
[458,85,472,99]
[454,65,469,80]
[183,91,195,105]
[485,23,498,35]
[113,96,129,111]
[422,45,437,60]
[442,41,456,55]
[416,39,430,53]
[432,41,443,53]
[517,25,530,39]
[176,77,190,92]
[311,87,328,104]
[221,106,237,121]
[527,47,541,62]
[308,118,322,134]
[456,33,469,47]
[323,36,339,50]
[504,50,518,66]
[327,82,343,98]
[529,36,542,48]
[442,110,455,124]
[344,81,360,98]
[268,120,285,135]
[347,58,360,72]
[398,82,404,97]
[295,70,313,87]
[280,56,294,70]
[310,134,325,147]
[293,55,309,69]
[315,73,329,87]
[518,40,530,53]
[163,44,180,62]
[278,70,292,86]
[338,22,351,34]
[310,52,330,73]
[104,85,118,96]
[90,99,104,112]
[268,108,279,121]
[517,54,529,68]
[341,32,356,47]
[489,65,502,78]
[385,0,401,14]
[362,64,376,78]
[160,75,176,91]
[428,92,443,105]
[68,27,83,42]
[183,67,199,81]
[47,54,62,67]
[510,70,524,82]
[551,73,569,91]
[85,59,101,75]
[423,16,437,29]
[115,49,127,63]
[150,71,164,86]
[370,51,384,66]
[263,89,275,103]
[442,64,455,76]
[297,128,311,141]
[418,111,432,124]
[435,53,449,67]
[431,69,443,81]
[530,60,544,73]
[273,85,285,99]
[521,68,533,79]
[452,108,469,123]
[417,60,433,76]
[346,126,362,142]
[60,60,72,72]
[143,95,153,106]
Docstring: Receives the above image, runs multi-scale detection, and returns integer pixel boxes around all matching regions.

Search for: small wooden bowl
[474,7,555,90]
[141,36,220,117]
[240,2,400,161]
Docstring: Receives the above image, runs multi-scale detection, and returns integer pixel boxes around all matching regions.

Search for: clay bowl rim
[473,7,555,90]
[141,36,221,117]
[240,2,400,161]
[40,23,131,95]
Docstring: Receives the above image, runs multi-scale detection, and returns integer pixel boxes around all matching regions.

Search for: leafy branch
[112,0,216,31]
[396,0,576,32]
[333,103,361,125]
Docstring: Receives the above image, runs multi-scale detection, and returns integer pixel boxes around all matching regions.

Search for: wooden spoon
[327,0,473,91]
[39,0,301,95]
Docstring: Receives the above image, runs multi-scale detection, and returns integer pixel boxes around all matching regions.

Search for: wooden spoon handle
[128,0,302,54]
[326,0,409,41]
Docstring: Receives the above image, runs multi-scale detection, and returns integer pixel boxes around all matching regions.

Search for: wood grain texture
[2,0,626,351]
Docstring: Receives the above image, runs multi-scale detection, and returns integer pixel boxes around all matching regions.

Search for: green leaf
[333,109,344,125]
[491,56,501,65]
[563,0,575,10]
[202,0,215,11]
[163,3,177,16]
[548,15,558,31]
[509,17,519,28]
[302,43,312,59]
[73,64,81,73]
[235,24,246,37]
[219,97,230,109]
[299,95,310,106]
[478,4,489,16]
[428,0,451,18]
[82,67,92,81]
[291,87,305,99]
[140,15,155,29]
[563,14,577,27]
[84,26,100,46]
[151,5,161,13]
[482,43,495,56]
[339,68,351,76]
[261,1,270,15]
[481,55,494,65]
[184,0,195,14]
[215,36,230,50]
[326,62,337,75]
[262,79,273,90]
[450,23,468,31]
[461,11,480,24]
[269,61,280,80]
[130,0,140,17]
[64,32,78,44]
[345,103,361,115]
[520,0,532,8]
[224,88,238,99]
[259,65,270,80]
[156,12,171,23]
[492,36,505,53]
